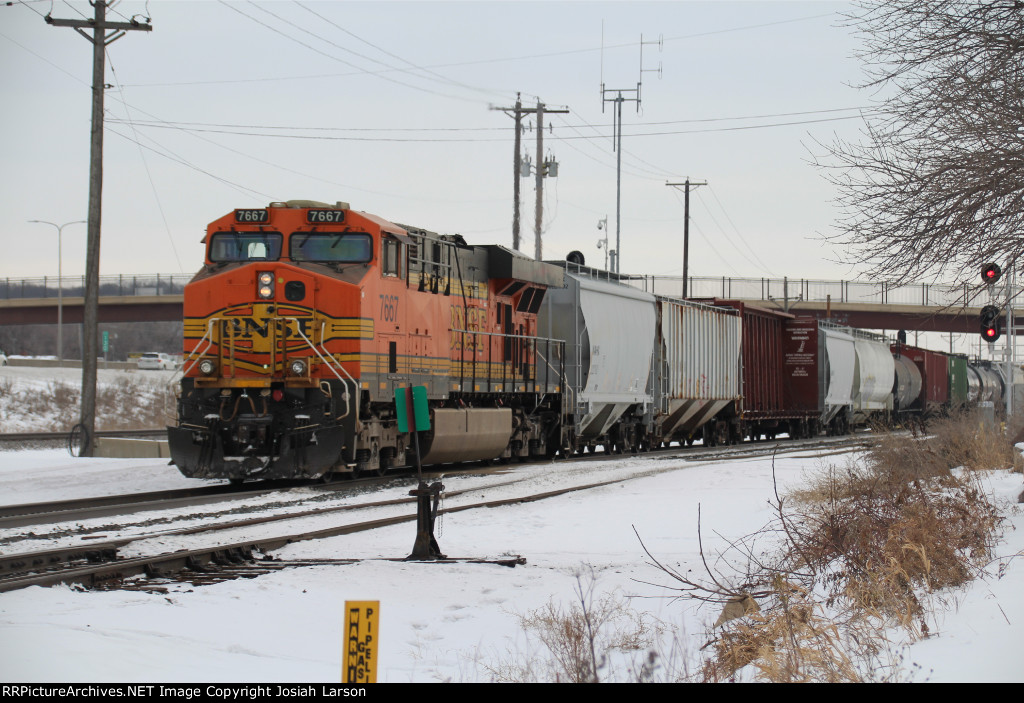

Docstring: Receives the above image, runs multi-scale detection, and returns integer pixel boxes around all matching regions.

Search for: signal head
[980,304,1002,343]
[982,263,1002,283]
[983,325,1001,343]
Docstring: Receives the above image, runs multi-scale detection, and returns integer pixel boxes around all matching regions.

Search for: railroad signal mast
[980,263,1004,344]
[980,261,1014,417]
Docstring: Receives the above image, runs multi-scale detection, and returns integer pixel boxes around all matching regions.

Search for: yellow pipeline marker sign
[343,601,379,683]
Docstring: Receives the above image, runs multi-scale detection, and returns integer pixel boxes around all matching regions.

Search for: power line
[703,186,775,276]
[117,10,836,89]
[293,0,508,101]
[217,0,503,105]
[106,50,184,272]
[107,112,867,142]
[106,118,515,133]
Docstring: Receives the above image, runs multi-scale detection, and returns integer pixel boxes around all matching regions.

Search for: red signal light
[980,304,1002,342]
[982,263,1002,283]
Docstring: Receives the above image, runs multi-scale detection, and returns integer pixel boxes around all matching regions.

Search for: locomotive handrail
[179,317,220,378]
[450,327,567,394]
[284,317,354,420]
[535,342,573,414]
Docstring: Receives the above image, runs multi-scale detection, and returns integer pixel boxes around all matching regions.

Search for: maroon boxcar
[704,300,824,440]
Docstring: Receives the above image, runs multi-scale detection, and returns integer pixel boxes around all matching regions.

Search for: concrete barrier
[94,437,171,458]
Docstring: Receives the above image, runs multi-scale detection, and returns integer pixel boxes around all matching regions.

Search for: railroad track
[0,432,877,593]
[0,477,371,530]
[1,431,874,531]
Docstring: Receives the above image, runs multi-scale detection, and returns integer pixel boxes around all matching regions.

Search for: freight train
[168,201,1005,482]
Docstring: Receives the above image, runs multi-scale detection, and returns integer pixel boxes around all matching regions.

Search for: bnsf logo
[222,316,312,339]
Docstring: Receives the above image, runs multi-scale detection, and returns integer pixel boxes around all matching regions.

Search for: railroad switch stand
[408,480,446,560]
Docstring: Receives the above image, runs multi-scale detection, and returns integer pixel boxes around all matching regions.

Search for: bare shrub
[488,569,662,683]
[787,466,1000,634]
[642,413,1010,682]
[703,577,868,683]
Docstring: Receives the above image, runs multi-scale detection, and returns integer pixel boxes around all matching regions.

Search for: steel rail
[0,433,878,593]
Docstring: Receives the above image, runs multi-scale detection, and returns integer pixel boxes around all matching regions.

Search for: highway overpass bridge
[0,272,1012,335]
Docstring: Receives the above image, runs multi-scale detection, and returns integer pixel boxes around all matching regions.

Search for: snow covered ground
[0,446,1021,683]
[0,363,177,433]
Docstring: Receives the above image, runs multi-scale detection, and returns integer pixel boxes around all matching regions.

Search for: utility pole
[492,97,567,258]
[666,179,707,297]
[491,94,525,252]
[46,1,152,456]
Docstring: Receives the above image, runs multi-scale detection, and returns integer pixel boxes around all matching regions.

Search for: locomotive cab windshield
[208,232,282,262]
[290,232,373,263]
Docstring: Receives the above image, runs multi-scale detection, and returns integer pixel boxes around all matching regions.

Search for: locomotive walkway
[0,272,1014,334]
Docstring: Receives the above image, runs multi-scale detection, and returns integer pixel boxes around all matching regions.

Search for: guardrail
[0,274,192,300]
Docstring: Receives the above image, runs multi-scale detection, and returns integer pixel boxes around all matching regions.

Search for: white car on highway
[137,352,175,370]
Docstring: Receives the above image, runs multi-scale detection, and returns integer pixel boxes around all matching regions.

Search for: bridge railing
[0,274,192,300]
[622,275,1006,308]
[0,272,1014,309]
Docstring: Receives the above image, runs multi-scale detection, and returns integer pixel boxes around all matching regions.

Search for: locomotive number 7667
[379,294,399,322]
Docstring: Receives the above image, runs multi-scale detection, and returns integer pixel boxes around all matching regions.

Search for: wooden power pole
[666,179,707,298]
[46,1,152,456]
[492,97,567,258]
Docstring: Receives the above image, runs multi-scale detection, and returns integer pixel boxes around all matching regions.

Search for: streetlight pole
[29,220,85,366]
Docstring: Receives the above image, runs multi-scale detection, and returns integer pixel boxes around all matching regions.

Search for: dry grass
[650,411,1012,682]
[703,577,868,683]
[487,412,1015,682]
[487,570,663,683]
[0,377,173,432]
[929,412,1024,473]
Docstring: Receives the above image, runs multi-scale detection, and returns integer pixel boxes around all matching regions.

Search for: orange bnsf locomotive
[168,200,566,481]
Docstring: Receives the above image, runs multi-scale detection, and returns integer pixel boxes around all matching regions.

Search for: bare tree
[820,0,1024,285]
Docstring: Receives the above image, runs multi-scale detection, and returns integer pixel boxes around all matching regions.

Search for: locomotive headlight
[257,271,275,299]
[198,358,218,376]
[288,359,308,376]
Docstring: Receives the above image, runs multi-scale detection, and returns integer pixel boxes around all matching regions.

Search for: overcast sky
[0,0,870,282]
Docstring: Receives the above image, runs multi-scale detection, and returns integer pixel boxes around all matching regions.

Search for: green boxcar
[947,354,969,409]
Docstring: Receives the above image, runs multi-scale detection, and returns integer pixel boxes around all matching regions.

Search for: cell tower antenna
[599,33,662,273]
